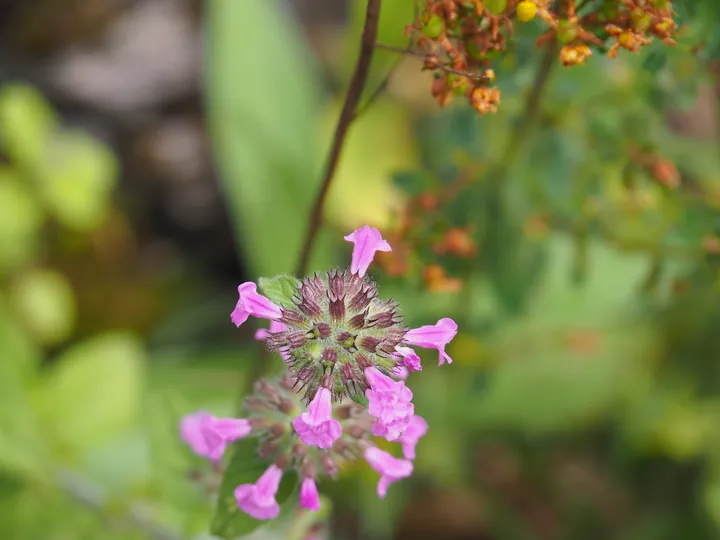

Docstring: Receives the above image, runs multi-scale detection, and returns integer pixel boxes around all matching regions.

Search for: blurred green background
[2,0,720,538]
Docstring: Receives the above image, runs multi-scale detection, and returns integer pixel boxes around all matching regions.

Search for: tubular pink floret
[292,388,342,449]
[234,464,283,520]
[364,367,414,441]
[344,225,392,277]
[364,446,413,499]
[404,317,458,365]
[231,282,283,328]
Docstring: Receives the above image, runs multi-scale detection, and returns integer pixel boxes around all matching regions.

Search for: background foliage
[3,0,720,538]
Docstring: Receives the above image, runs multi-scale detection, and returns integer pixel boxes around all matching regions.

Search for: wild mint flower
[364,367,414,442]
[300,477,320,511]
[234,464,283,520]
[231,282,282,327]
[180,411,251,460]
[344,225,391,278]
[291,387,342,449]
[184,374,419,520]
[260,226,456,408]
[255,320,287,341]
[397,415,428,460]
[364,446,413,499]
[404,317,458,365]
[394,346,422,372]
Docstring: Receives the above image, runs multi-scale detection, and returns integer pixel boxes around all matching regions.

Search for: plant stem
[294,0,383,276]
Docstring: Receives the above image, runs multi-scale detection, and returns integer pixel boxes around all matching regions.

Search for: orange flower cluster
[407,0,677,114]
[376,185,479,293]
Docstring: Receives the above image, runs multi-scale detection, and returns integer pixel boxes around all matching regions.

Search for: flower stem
[294,0,383,276]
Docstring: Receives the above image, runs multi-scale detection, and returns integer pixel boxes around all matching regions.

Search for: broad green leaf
[206,0,334,276]
[0,168,44,273]
[0,84,57,167]
[35,333,145,456]
[210,437,298,539]
[258,275,301,309]
[37,130,116,232]
[9,268,76,347]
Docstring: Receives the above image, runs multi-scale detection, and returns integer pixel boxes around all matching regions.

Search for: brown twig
[294,0,383,276]
[375,42,492,81]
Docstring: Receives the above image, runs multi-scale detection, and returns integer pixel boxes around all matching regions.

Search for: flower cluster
[406,0,677,113]
[375,182,479,292]
[180,225,456,520]
[182,373,428,519]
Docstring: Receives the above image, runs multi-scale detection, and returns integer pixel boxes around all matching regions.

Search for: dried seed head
[263,269,408,401]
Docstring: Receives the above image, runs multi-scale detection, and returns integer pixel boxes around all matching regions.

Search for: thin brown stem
[295,0,383,276]
[375,42,492,81]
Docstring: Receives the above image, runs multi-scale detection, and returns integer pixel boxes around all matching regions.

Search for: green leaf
[37,130,117,232]
[206,0,335,276]
[9,268,76,347]
[0,84,57,167]
[35,333,145,456]
[210,437,298,539]
[258,275,301,309]
[485,0,509,15]
[0,168,44,273]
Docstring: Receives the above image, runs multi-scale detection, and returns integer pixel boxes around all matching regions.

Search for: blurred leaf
[486,0,509,15]
[10,268,76,347]
[392,170,434,197]
[36,333,145,456]
[346,0,414,92]
[323,100,417,230]
[258,275,301,309]
[0,298,41,383]
[210,437,298,539]
[37,130,116,232]
[0,84,57,167]
[0,168,44,272]
[0,302,46,478]
[206,0,335,276]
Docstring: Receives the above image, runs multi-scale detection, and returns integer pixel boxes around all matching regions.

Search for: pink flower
[404,317,458,365]
[394,346,422,372]
[344,225,391,278]
[254,320,287,341]
[397,415,428,460]
[231,282,282,327]
[292,388,342,449]
[180,411,252,460]
[392,365,410,381]
[234,464,284,520]
[364,367,414,441]
[364,446,413,499]
[300,477,320,511]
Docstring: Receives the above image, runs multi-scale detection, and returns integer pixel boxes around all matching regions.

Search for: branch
[294,0,383,276]
[374,42,493,81]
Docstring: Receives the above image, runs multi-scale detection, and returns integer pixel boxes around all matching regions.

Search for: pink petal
[212,418,252,441]
[303,388,332,426]
[344,225,392,277]
[394,346,423,372]
[300,478,320,511]
[398,415,428,460]
[232,282,282,328]
[180,411,213,457]
[234,465,284,521]
[404,318,458,365]
[254,464,283,505]
[364,447,413,499]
